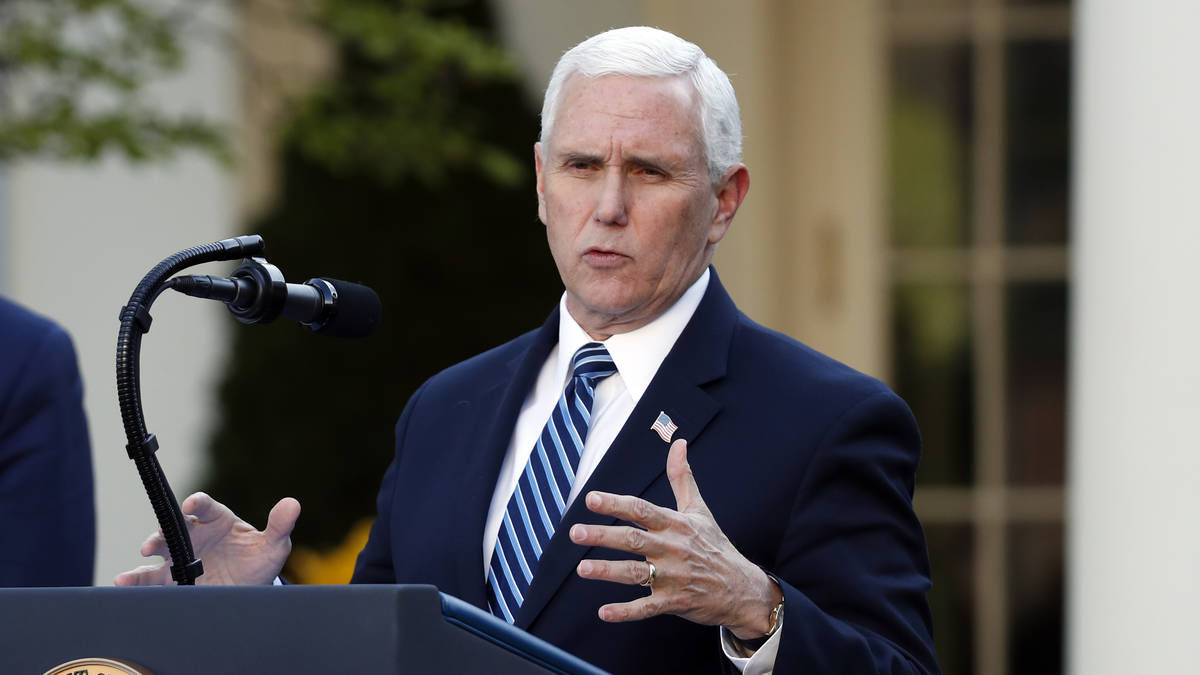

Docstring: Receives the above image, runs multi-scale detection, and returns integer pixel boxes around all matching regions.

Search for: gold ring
[639,561,657,587]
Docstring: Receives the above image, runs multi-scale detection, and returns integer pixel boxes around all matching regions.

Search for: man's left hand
[570,439,782,640]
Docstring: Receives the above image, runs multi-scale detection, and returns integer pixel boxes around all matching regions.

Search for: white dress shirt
[479,269,780,674]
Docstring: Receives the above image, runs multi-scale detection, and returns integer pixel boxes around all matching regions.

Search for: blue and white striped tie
[487,342,617,623]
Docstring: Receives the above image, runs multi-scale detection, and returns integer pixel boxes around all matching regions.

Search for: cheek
[657,200,713,251]
[543,184,586,229]
[544,214,576,267]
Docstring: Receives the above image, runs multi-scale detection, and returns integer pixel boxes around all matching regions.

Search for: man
[0,296,95,586]
[118,27,937,674]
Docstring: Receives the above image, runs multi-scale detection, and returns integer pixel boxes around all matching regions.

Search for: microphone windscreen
[318,278,382,338]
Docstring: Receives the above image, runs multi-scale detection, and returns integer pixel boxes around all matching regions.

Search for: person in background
[0,295,95,586]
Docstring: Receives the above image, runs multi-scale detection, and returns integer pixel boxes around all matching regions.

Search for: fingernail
[587,492,601,508]
[578,561,592,575]
[570,524,584,540]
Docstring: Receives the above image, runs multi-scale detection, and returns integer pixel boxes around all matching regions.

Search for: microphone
[171,257,381,338]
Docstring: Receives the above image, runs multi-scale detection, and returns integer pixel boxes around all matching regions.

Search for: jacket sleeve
[771,390,939,674]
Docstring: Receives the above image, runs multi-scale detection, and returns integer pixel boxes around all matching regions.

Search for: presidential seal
[43,657,152,675]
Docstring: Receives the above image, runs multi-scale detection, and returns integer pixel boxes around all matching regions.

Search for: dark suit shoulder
[0,297,81,419]
[0,296,69,359]
[728,312,896,407]
[407,301,564,412]
[411,326,543,401]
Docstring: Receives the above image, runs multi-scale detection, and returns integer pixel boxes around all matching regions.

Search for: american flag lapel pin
[650,411,678,443]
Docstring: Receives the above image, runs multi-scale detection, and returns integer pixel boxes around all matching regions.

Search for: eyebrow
[556,150,675,175]
[557,151,603,166]
[626,155,671,175]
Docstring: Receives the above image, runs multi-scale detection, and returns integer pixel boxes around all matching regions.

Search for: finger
[570,523,660,556]
[576,558,655,587]
[583,491,675,530]
[113,562,172,587]
[597,595,671,623]
[139,531,168,558]
[666,439,706,513]
[264,497,301,545]
[181,492,224,522]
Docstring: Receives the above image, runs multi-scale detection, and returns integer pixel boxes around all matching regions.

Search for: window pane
[927,524,976,675]
[1005,282,1067,485]
[1007,523,1064,675]
[890,44,974,247]
[1005,40,1071,244]
[893,282,975,485]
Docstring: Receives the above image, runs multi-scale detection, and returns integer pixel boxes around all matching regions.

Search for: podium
[0,585,608,674]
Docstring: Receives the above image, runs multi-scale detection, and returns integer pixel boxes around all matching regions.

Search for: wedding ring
[639,561,657,587]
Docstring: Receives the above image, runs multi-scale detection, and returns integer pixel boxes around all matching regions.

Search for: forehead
[548,74,703,158]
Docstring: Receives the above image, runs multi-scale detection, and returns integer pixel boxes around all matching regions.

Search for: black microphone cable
[117,235,383,586]
[116,235,266,585]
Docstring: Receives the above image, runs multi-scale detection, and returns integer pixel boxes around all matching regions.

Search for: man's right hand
[113,492,301,586]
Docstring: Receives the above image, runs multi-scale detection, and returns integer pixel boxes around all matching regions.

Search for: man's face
[535,74,748,338]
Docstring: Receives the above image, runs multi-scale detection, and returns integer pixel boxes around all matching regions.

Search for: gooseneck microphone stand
[115,234,265,585]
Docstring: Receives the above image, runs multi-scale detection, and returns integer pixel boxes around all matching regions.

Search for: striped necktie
[487,342,617,623]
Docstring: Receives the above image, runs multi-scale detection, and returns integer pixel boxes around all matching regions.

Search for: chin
[572,291,640,319]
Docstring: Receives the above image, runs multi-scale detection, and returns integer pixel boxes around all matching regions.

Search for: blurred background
[2,1,1194,674]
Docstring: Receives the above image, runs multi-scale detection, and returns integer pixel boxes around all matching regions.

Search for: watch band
[763,574,785,638]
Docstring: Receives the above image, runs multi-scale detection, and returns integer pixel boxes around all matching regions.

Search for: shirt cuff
[272,576,283,586]
[719,617,783,675]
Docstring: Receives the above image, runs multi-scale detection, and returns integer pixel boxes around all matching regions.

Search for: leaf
[0,0,224,164]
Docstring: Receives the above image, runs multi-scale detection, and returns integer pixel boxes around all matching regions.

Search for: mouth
[582,247,628,267]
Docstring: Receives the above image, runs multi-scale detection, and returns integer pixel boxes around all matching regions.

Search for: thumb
[181,492,224,522]
[666,439,706,513]
[264,497,301,546]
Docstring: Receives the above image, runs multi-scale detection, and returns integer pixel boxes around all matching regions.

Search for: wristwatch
[735,575,785,651]
[764,592,785,638]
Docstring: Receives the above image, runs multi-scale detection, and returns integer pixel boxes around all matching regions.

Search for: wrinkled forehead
[547,74,703,150]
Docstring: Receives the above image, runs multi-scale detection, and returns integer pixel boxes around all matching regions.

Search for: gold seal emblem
[43,657,152,675]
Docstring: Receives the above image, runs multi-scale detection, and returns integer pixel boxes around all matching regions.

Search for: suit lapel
[449,307,560,609]
[515,270,739,628]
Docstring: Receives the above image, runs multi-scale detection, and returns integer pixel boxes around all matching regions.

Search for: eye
[563,158,599,175]
[560,154,597,169]
[635,165,667,180]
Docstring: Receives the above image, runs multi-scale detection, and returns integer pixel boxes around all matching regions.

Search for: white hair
[539,26,742,181]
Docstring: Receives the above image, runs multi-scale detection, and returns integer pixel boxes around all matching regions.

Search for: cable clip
[171,558,205,585]
[120,303,154,334]
[125,433,160,460]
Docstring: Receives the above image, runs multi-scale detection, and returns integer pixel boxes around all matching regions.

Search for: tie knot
[570,342,617,382]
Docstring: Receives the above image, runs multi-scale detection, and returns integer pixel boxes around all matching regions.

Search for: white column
[1069,2,1200,673]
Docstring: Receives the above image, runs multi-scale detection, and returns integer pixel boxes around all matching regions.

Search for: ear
[708,164,750,245]
[534,142,548,225]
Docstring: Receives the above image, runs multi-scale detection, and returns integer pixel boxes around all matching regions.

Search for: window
[887,2,1071,673]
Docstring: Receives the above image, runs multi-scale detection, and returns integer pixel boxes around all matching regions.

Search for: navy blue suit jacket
[353,273,937,674]
[0,297,95,586]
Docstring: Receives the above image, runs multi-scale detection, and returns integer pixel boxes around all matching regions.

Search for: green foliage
[286,0,524,187]
[0,0,228,162]
[202,0,561,558]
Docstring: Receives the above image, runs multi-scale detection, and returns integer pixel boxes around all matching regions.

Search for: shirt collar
[556,268,710,402]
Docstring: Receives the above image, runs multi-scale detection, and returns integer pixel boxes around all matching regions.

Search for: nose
[592,168,628,226]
